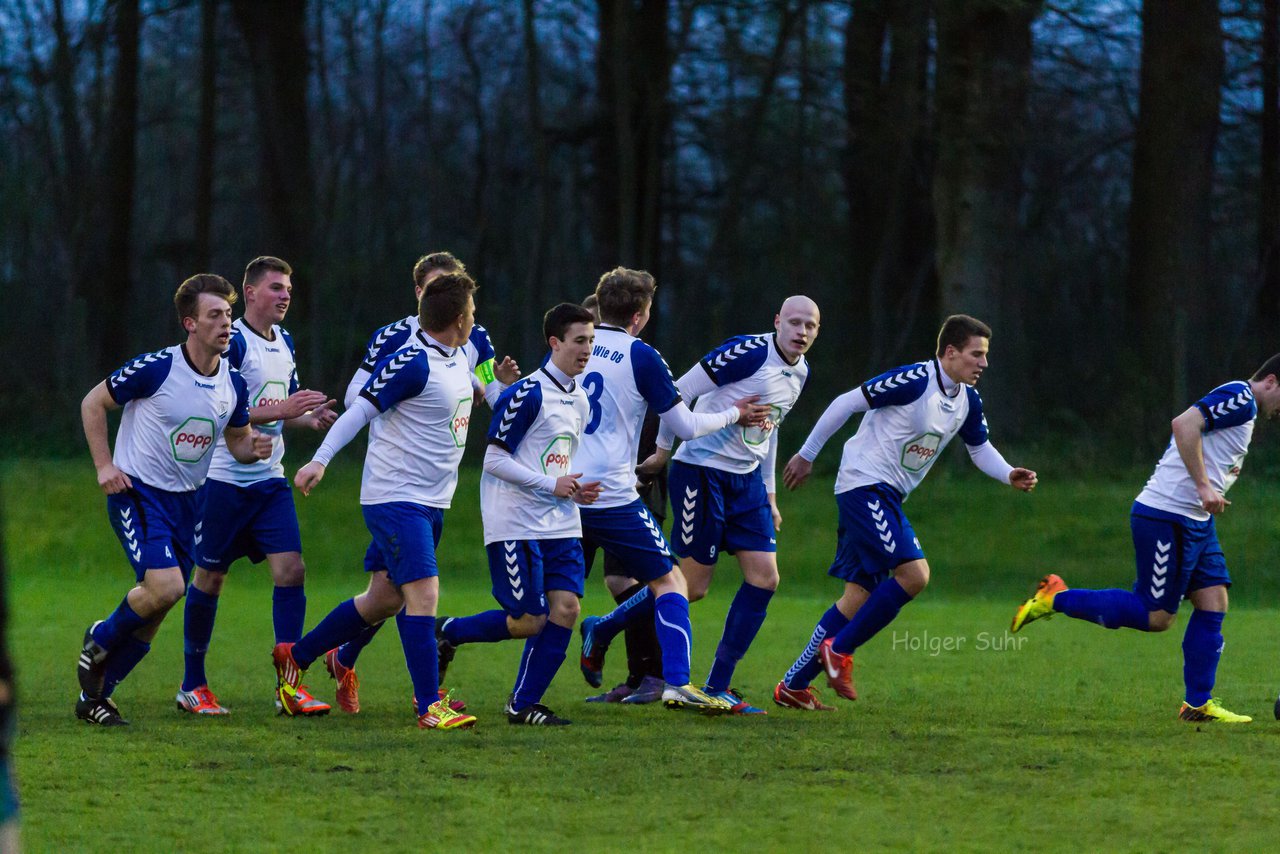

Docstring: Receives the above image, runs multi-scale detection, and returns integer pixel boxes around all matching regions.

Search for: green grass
[8,458,1280,850]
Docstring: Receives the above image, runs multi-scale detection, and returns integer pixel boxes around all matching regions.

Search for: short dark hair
[243,256,291,288]
[581,293,601,322]
[174,274,237,322]
[413,251,466,290]
[594,267,656,326]
[419,271,477,333]
[1252,353,1280,381]
[936,314,992,357]
[544,302,596,343]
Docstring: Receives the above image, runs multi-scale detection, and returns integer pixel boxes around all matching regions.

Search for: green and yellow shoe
[1178,698,1252,724]
[1010,574,1067,633]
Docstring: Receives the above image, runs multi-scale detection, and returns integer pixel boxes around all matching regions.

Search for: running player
[774,314,1036,710]
[75,274,270,725]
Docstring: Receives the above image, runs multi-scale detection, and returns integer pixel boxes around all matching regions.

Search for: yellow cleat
[1010,574,1068,633]
[1178,698,1252,724]
[418,690,476,730]
[661,684,733,715]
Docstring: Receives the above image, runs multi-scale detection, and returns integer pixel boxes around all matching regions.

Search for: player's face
[774,302,820,360]
[184,293,234,354]
[1258,375,1280,419]
[248,272,292,325]
[942,336,989,385]
[551,322,595,377]
[457,295,476,345]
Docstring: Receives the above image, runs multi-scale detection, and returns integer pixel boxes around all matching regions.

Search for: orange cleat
[818,638,857,701]
[276,683,331,717]
[324,649,361,714]
[176,685,230,715]
[772,680,836,711]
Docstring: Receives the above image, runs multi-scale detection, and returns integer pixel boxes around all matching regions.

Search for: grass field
[8,457,1280,850]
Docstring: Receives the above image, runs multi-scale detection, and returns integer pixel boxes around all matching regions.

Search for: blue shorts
[361,503,445,586]
[827,484,925,589]
[487,537,585,618]
[195,478,302,571]
[1130,501,1230,612]
[106,480,197,581]
[581,500,675,583]
[667,461,775,565]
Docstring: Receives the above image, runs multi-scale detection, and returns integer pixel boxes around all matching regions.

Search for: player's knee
[508,613,545,638]
[192,567,225,596]
[271,557,306,587]
[549,597,580,626]
[148,575,187,608]
[1147,611,1176,632]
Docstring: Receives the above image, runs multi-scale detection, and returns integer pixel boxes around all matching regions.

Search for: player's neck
[241,313,276,341]
[182,339,221,377]
[542,359,576,388]
[935,359,962,393]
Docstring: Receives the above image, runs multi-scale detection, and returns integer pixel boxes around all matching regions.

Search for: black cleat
[77,622,109,698]
[506,701,571,726]
[76,695,130,727]
[436,617,457,683]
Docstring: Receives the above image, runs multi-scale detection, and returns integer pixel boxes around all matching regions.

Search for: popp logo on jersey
[450,397,474,448]
[253,380,289,431]
[900,432,942,472]
[540,435,574,477]
[743,404,784,446]
[170,417,217,464]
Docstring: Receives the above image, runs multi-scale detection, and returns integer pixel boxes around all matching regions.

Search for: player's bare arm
[636,446,670,477]
[1171,406,1227,512]
[224,424,273,465]
[80,381,131,495]
[769,493,782,531]
[249,388,329,424]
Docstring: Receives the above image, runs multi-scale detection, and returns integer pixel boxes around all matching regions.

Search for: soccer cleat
[661,684,733,716]
[1178,698,1252,724]
[324,648,361,714]
[77,622,109,699]
[773,680,836,711]
[412,690,468,715]
[1010,573,1068,633]
[76,694,129,727]
[578,616,608,688]
[276,683,331,717]
[819,639,858,701]
[272,642,304,712]
[619,675,665,705]
[587,683,634,703]
[175,685,230,715]
[704,687,767,715]
[506,701,572,726]
[418,690,477,730]
[436,618,457,684]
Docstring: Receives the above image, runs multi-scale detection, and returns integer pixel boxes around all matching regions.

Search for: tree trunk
[1257,0,1280,339]
[1126,0,1222,419]
[193,0,219,271]
[521,0,551,352]
[933,0,1038,428]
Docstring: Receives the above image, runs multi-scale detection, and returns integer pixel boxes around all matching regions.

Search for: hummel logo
[505,542,524,600]
[1209,388,1254,420]
[708,335,767,370]
[497,382,535,440]
[1149,539,1171,599]
[369,348,417,394]
[680,486,698,545]
[110,351,165,388]
[867,363,927,397]
[640,510,671,557]
[368,319,411,362]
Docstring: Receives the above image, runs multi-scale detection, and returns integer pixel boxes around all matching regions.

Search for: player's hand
[495,356,521,385]
[250,429,273,460]
[276,389,330,420]
[733,395,771,427]
[782,454,812,491]
[1196,482,1229,514]
[573,480,603,505]
[295,461,326,496]
[553,474,584,499]
[96,463,133,495]
[636,447,671,477]
[1009,467,1038,492]
[305,400,338,431]
[769,496,782,532]
[472,387,486,408]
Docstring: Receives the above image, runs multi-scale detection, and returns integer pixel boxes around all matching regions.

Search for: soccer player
[274,272,481,730]
[433,303,602,726]
[1010,355,1280,724]
[323,251,519,713]
[774,314,1036,710]
[588,296,821,714]
[178,256,338,717]
[75,274,271,725]
[565,269,767,712]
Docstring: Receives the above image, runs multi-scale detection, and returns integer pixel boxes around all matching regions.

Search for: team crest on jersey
[450,397,473,448]
[540,434,573,476]
[171,416,216,463]
[900,431,941,472]
[742,403,783,446]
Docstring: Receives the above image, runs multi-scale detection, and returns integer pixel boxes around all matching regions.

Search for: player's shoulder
[278,326,296,353]
[863,360,930,395]
[367,315,415,348]
[703,332,771,374]
[1198,380,1256,421]
[111,347,174,379]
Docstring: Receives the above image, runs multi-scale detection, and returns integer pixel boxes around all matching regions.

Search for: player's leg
[507,539,581,725]
[177,565,230,714]
[399,563,474,731]
[330,543,388,673]
[1177,526,1247,722]
[776,577,867,709]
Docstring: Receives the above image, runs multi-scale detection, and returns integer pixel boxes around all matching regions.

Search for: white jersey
[574,325,682,508]
[481,367,590,543]
[357,330,475,507]
[108,344,250,493]
[673,333,808,474]
[1136,380,1257,521]
[835,359,989,497]
[207,319,299,485]
[359,314,499,387]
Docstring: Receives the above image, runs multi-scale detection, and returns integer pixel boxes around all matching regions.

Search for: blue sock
[1182,609,1225,707]
[396,612,439,710]
[512,621,571,710]
[292,599,370,669]
[705,582,774,692]
[593,587,654,647]
[784,604,851,689]
[653,593,692,686]
[101,636,151,698]
[444,610,512,646]
[336,620,385,669]
[181,585,219,691]
[92,597,149,651]
[1054,588,1150,630]
[272,585,306,644]
[830,578,912,655]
